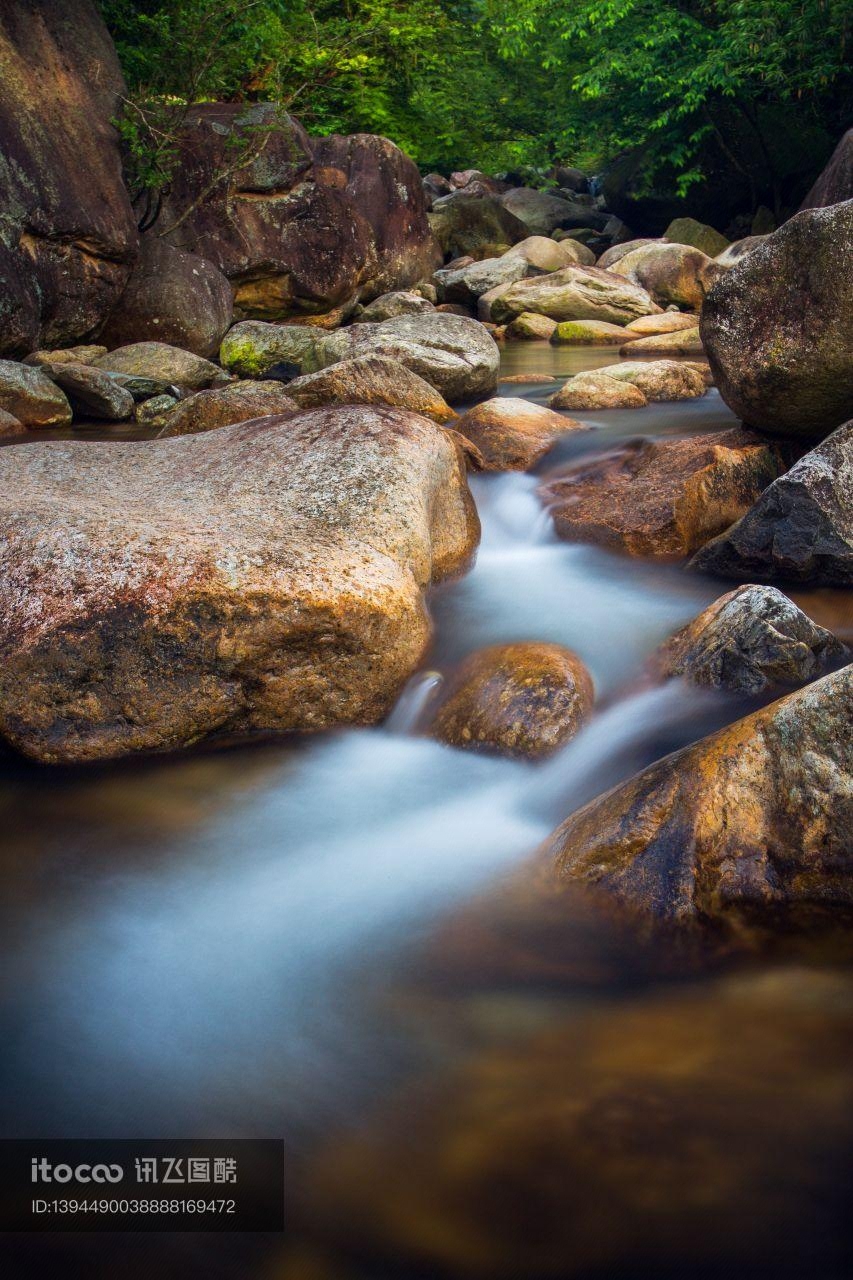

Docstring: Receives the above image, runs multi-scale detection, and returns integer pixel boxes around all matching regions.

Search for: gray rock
[482,265,658,326]
[93,342,228,392]
[40,362,135,421]
[500,188,608,236]
[434,254,529,305]
[0,359,72,427]
[357,291,435,322]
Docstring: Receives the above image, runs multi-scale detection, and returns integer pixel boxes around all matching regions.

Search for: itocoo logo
[31,1158,123,1183]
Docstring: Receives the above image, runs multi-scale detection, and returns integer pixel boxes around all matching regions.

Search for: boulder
[426,642,593,758]
[610,242,722,310]
[506,235,595,270]
[357,291,434,323]
[654,584,847,694]
[690,422,853,585]
[155,381,299,437]
[551,320,635,345]
[429,194,528,260]
[500,188,607,236]
[0,1,138,356]
[219,321,333,378]
[700,201,853,438]
[136,394,179,427]
[663,217,730,257]
[596,238,656,270]
[546,664,853,934]
[25,345,108,367]
[0,409,25,439]
[595,359,708,402]
[39,362,135,422]
[714,235,767,267]
[0,406,479,763]
[482,265,658,326]
[93,342,229,392]
[619,327,703,356]
[505,313,558,341]
[454,397,584,470]
[624,312,699,336]
[423,172,452,203]
[434,255,530,306]
[549,373,648,411]
[286,355,457,423]
[799,128,853,210]
[0,359,72,427]
[540,428,786,558]
[98,237,234,358]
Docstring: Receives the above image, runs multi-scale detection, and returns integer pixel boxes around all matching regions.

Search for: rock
[619,327,703,356]
[286,355,456,423]
[25,345,108,367]
[690,422,853,585]
[700,201,853,438]
[93,342,228,392]
[0,360,72,427]
[0,409,25,439]
[551,319,635,345]
[654,584,847,694]
[429,194,528,260]
[595,359,708,402]
[714,235,767,267]
[434,255,529,306]
[505,235,594,270]
[799,128,853,210]
[422,172,452,203]
[483,265,658,326]
[0,1,138,356]
[548,373,648,411]
[426,642,593,758]
[160,105,439,318]
[596,238,656,270]
[219,321,333,378]
[500,188,607,236]
[39,362,135,422]
[0,406,479,763]
[500,373,558,385]
[136,394,179,427]
[98,237,234,358]
[449,170,507,196]
[663,217,730,257]
[546,663,853,933]
[540,428,786,558]
[505,313,558,341]
[357,291,434,322]
[454,398,584,470]
[155,381,298,437]
[323,313,501,402]
[106,373,179,400]
[551,165,589,193]
[413,281,438,303]
[609,242,722,309]
[624,312,699,336]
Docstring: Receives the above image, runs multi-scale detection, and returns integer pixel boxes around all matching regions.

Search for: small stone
[455,397,584,470]
[94,342,228,391]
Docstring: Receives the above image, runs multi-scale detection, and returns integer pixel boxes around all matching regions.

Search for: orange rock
[455,397,585,470]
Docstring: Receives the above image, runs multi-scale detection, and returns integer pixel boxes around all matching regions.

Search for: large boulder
[0,0,138,355]
[545,664,853,935]
[540,428,786,558]
[154,381,298,437]
[654,585,847,694]
[590,359,708,402]
[609,242,721,309]
[98,237,234,358]
[219,321,333,378]
[428,193,528,260]
[799,129,853,210]
[0,406,479,763]
[93,342,228,391]
[690,422,853,585]
[500,188,607,236]
[286,354,457,423]
[455,397,583,470]
[701,201,853,437]
[483,265,658,326]
[158,105,439,319]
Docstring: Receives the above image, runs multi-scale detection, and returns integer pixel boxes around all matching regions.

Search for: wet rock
[663,217,730,257]
[434,255,529,306]
[540,428,786,558]
[484,265,658,326]
[357,291,434,323]
[98,237,234,358]
[426,642,593,758]
[595,359,708,402]
[690,422,853,585]
[286,355,456,423]
[0,360,72,427]
[799,128,853,210]
[505,235,594,270]
[548,373,648,411]
[700,201,853,438]
[654,585,847,693]
[0,1,138,355]
[0,409,25,439]
[505,313,558,341]
[546,663,853,934]
[624,312,699,336]
[455,397,584,470]
[25,345,108,367]
[0,405,479,763]
[93,342,229,392]
[219,321,333,378]
[551,319,635,345]
[609,242,722,310]
[155,381,298,437]
[39,362,135,422]
[501,188,607,236]
[429,193,528,259]
[136,394,179,427]
[619,327,703,356]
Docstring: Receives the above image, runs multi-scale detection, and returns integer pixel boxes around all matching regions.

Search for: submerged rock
[0,406,478,763]
[691,422,853,584]
[155,381,298,437]
[654,585,847,693]
[701,201,853,437]
[426,642,594,758]
[548,372,648,411]
[540,429,786,558]
[455,397,584,470]
[93,342,228,391]
[0,360,72,427]
[286,354,457,423]
[484,265,658,326]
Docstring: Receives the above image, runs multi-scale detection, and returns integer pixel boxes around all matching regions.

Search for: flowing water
[3,344,853,1278]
